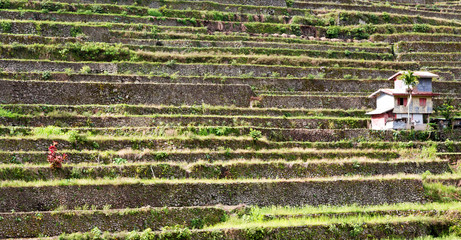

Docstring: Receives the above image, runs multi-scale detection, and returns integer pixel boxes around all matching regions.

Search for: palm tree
[399,71,419,129]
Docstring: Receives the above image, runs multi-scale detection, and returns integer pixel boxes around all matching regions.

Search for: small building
[366,71,439,130]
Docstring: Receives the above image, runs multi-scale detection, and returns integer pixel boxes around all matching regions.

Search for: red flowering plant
[47,141,67,169]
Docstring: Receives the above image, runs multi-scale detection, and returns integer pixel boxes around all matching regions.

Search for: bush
[113,158,127,165]
[80,65,92,74]
[70,26,82,37]
[67,130,88,144]
[148,8,163,17]
[413,24,430,33]
[249,129,262,141]
[0,0,10,9]
[41,71,52,80]
[326,26,340,38]
[32,126,64,137]
[0,21,12,33]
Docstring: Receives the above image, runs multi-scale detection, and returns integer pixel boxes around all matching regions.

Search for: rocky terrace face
[0,0,460,239]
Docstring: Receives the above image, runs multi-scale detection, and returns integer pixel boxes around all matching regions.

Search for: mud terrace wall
[0,178,425,212]
[0,80,254,107]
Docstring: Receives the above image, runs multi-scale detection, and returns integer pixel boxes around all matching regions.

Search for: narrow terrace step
[42,0,288,7]
[0,20,110,41]
[427,67,461,80]
[48,218,454,240]
[0,45,410,69]
[0,115,368,129]
[395,42,461,53]
[1,72,459,93]
[0,71,398,92]
[256,91,369,96]
[114,35,389,50]
[2,127,460,142]
[0,176,426,211]
[0,149,402,164]
[0,103,368,117]
[0,136,459,153]
[423,61,461,68]
[260,94,374,109]
[292,2,461,20]
[0,9,196,27]
[0,80,254,107]
[259,95,461,109]
[0,33,392,53]
[398,53,461,62]
[0,206,227,238]
[329,10,461,27]
[371,33,461,43]
[0,159,450,181]
[260,202,461,220]
[0,59,421,80]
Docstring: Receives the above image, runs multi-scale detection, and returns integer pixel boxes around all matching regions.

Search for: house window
[398,98,407,106]
[420,98,427,107]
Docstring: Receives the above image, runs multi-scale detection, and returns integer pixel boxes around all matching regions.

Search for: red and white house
[366,71,439,130]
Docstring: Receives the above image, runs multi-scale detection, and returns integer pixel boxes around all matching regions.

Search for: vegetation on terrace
[0,0,460,238]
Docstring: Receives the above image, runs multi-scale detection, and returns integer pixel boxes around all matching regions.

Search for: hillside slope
[0,0,461,239]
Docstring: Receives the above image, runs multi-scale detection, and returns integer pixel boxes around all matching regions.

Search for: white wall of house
[376,93,394,110]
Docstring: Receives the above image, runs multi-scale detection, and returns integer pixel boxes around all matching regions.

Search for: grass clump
[32,126,65,138]
[424,182,461,202]
[148,8,163,17]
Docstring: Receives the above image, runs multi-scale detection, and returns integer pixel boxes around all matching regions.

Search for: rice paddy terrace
[1,0,461,239]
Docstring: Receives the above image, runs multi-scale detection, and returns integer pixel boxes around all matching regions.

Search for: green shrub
[148,8,163,17]
[382,12,390,22]
[190,218,204,229]
[245,227,265,240]
[0,107,20,118]
[0,21,12,33]
[80,65,91,74]
[91,5,104,14]
[41,0,60,12]
[41,71,52,80]
[70,26,83,37]
[32,126,64,137]
[67,130,88,144]
[326,26,340,38]
[159,225,191,240]
[113,158,127,165]
[155,152,168,160]
[413,24,430,33]
[0,0,10,9]
[249,129,262,141]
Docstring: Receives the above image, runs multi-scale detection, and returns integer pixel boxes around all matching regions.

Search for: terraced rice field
[0,0,461,239]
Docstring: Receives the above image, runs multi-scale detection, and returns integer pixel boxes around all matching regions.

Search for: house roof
[388,71,439,81]
[369,88,439,98]
[393,92,439,97]
[366,106,394,115]
[368,89,394,98]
